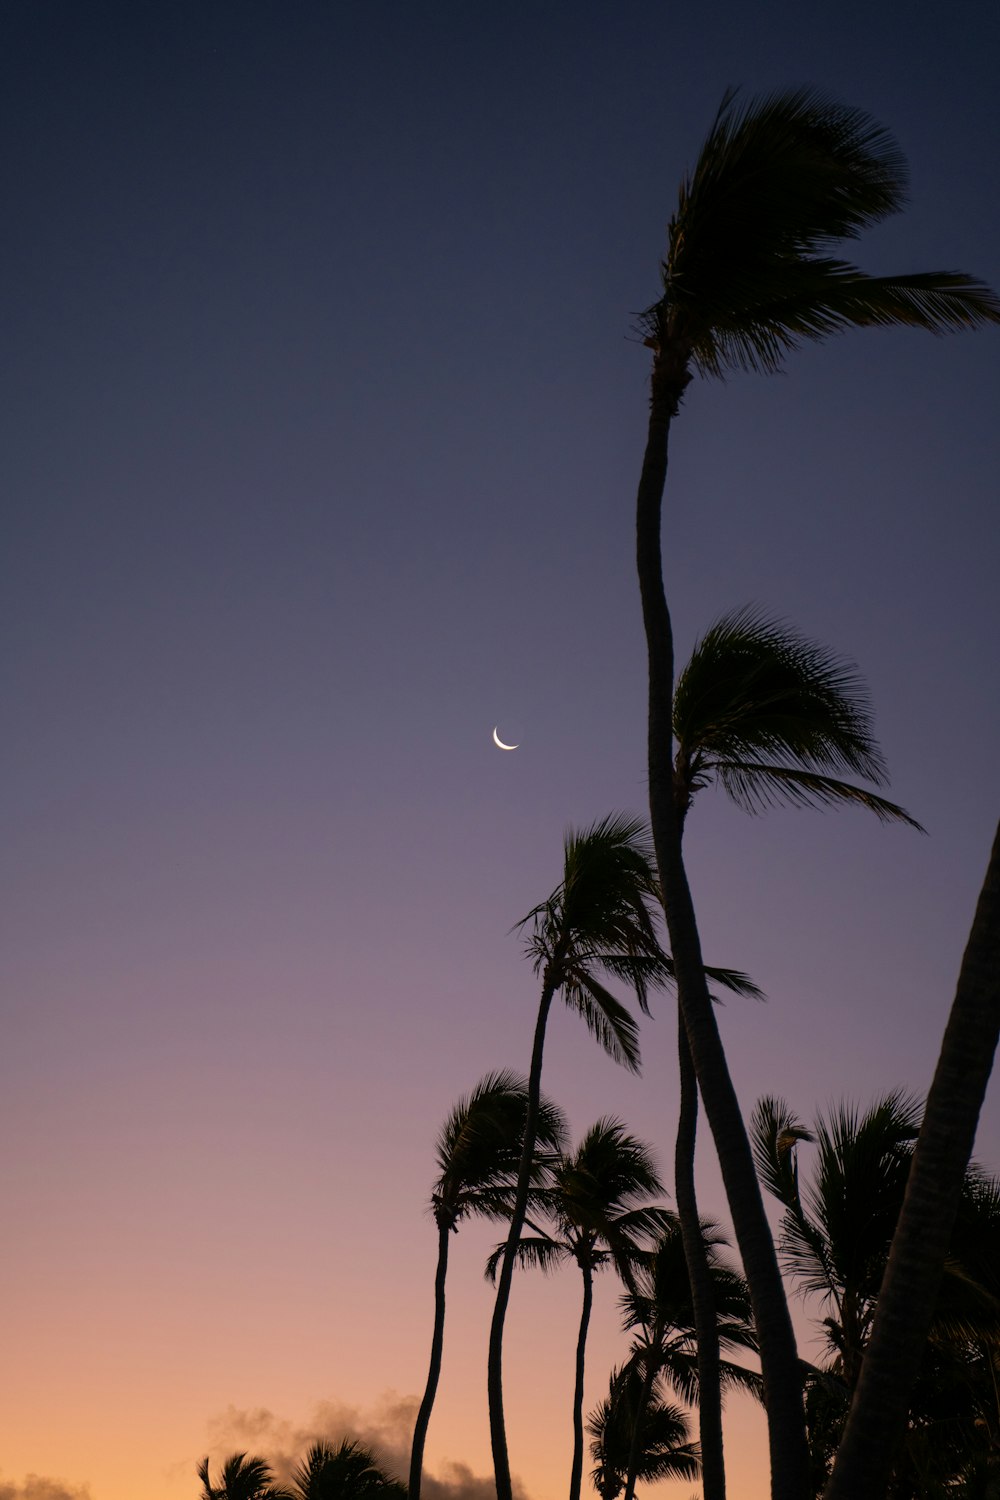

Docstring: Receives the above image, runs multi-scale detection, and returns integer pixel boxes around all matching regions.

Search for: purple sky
[2,5,998,1498]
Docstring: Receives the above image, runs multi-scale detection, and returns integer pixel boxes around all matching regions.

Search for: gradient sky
[3,5,999,1499]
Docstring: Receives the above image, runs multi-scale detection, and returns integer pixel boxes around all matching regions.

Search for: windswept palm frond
[485,1233,568,1282]
[433,1071,567,1227]
[715,762,923,826]
[568,973,643,1073]
[642,87,1000,376]
[673,606,923,828]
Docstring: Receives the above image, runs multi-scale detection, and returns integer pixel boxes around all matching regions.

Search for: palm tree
[486,813,674,1500]
[198,1455,291,1500]
[588,1366,700,1500]
[408,1072,567,1499]
[632,88,1000,1500]
[290,1440,405,1500]
[489,1119,670,1500]
[825,823,1000,1500]
[667,605,919,1499]
[618,1218,762,1500]
[753,1090,1000,1496]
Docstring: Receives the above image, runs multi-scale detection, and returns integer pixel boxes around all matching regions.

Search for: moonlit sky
[3,5,998,1498]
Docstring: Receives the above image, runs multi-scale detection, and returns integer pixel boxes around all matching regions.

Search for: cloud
[0,1480,92,1500]
[205,1392,532,1500]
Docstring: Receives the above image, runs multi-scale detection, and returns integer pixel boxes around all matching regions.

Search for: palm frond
[485,1233,566,1282]
[676,607,886,779]
[569,973,643,1072]
[433,1073,568,1223]
[642,87,1000,376]
[714,761,923,826]
[702,963,766,1000]
[674,606,923,827]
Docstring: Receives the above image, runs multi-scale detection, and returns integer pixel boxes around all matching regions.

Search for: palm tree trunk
[569,1262,595,1500]
[622,1330,662,1500]
[408,1218,450,1500]
[635,346,809,1500]
[675,1009,726,1500]
[824,820,1000,1500]
[488,979,557,1500]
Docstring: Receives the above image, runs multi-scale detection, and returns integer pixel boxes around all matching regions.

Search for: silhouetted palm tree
[588,1366,700,1500]
[826,824,1000,1500]
[753,1091,1000,1497]
[489,1119,670,1500]
[486,813,674,1500]
[618,1218,761,1500]
[290,1440,405,1500]
[668,606,919,1497]
[408,1072,567,1499]
[632,88,1000,1500]
[198,1454,291,1500]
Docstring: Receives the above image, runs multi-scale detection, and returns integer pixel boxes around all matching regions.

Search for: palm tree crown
[515,814,674,1071]
[672,607,922,828]
[198,1454,291,1500]
[588,1366,700,1500]
[641,86,1000,377]
[619,1218,761,1408]
[489,1119,670,1286]
[431,1070,566,1232]
[409,1073,566,1500]
[291,1440,405,1500]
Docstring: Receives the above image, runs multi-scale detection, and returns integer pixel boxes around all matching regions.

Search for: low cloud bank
[0,1480,92,1500]
[207,1393,531,1500]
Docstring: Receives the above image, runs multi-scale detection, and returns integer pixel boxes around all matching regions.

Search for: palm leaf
[642,87,1000,376]
[715,762,923,826]
[569,973,643,1072]
[674,606,923,828]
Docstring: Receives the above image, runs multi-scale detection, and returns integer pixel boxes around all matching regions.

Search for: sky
[2,3,999,1498]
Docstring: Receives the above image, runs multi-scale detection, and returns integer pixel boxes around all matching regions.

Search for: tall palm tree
[408,1072,567,1499]
[667,605,919,1499]
[632,87,1000,1500]
[290,1440,406,1500]
[489,1119,670,1500]
[588,1366,701,1500]
[618,1218,761,1500]
[486,813,673,1500]
[825,822,1000,1500]
[753,1090,1000,1497]
[198,1455,291,1500]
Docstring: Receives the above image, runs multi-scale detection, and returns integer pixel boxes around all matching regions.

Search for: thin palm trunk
[674,1012,726,1500]
[408,1218,451,1500]
[622,1327,662,1500]
[488,979,558,1500]
[569,1262,595,1500]
[635,351,808,1500]
[825,820,1000,1500]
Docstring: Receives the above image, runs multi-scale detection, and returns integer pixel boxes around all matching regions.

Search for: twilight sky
[2,4,998,1499]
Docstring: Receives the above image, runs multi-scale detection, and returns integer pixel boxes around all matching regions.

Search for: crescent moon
[493,727,519,751]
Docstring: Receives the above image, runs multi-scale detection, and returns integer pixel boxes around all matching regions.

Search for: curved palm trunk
[408,1218,451,1500]
[488,980,557,1500]
[569,1261,595,1500]
[674,1011,727,1500]
[635,347,808,1500]
[825,820,1000,1500]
